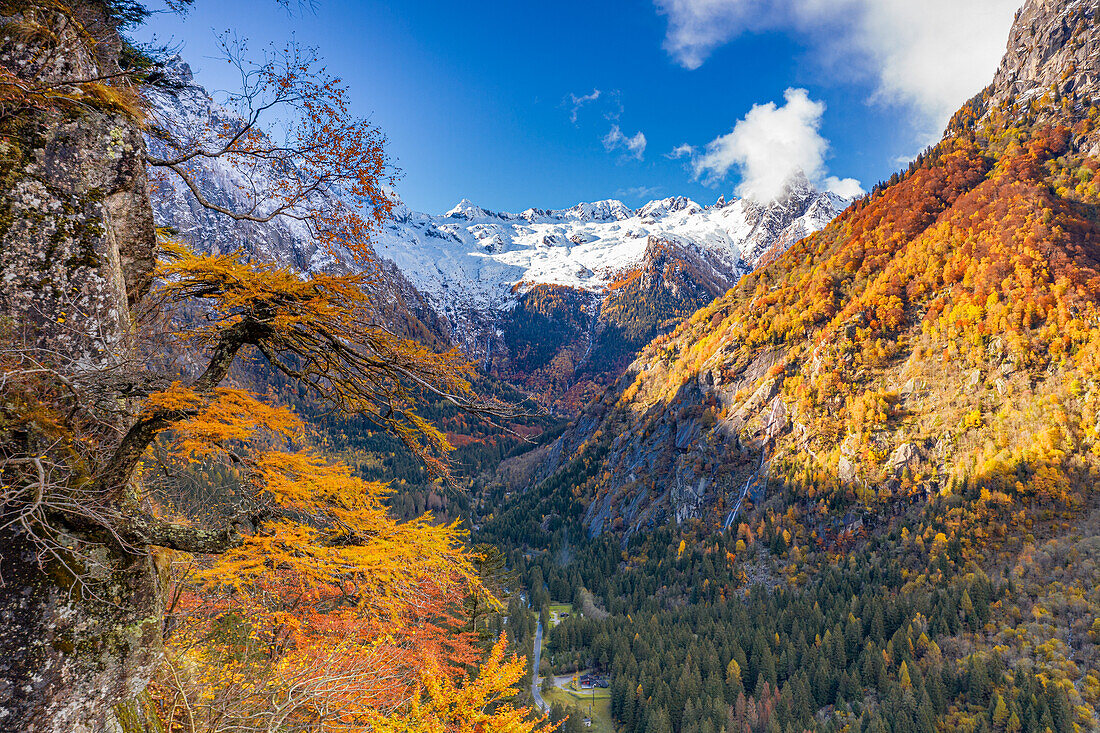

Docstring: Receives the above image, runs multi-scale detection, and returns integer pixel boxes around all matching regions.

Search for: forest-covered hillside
[5,0,1100,732]
[479,1,1100,730]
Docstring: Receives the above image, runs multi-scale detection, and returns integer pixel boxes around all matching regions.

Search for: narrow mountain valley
[2,0,1099,731]
[479,1,1100,730]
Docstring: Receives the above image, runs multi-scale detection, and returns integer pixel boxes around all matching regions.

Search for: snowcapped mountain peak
[445,198,497,220]
[557,199,634,222]
[519,207,551,222]
[785,168,813,189]
[374,184,850,341]
[638,196,702,220]
[752,170,816,206]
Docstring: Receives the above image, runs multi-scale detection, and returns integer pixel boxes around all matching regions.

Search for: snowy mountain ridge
[374,177,849,343]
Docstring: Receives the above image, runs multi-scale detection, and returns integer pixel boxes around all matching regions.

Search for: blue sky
[137,0,1021,214]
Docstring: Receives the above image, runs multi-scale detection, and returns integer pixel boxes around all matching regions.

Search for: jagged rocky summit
[989,0,1100,113]
[373,176,848,352]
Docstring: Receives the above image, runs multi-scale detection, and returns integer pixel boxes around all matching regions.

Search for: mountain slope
[519,0,1100,539]
[482,1,1100,727]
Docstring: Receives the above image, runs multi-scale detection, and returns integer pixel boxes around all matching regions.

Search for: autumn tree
[0,1,539,730]
[143,34,396,267]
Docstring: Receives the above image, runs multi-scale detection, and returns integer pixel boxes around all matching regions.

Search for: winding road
[531,620,548,712]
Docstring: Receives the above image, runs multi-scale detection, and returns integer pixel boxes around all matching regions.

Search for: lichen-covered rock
[0,4,161,731]
[0,109,156,370]
[0,525,165,732]
[108,690,165,733]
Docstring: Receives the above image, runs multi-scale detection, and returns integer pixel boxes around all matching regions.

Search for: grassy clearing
[543,689,613,733]
[557,681,610,699]
[548,602,574,630]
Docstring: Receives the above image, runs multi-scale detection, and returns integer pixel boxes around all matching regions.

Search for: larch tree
[0,1,541,731]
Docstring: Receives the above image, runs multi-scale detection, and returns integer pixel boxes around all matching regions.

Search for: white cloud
[824,176,865,198]
[691,88,861,202]
[567,88,601,123]
[568,90,647,162]
[849,0,1019,128]
[604,124,648,161]
[655,0,1020,133]
[667,143,695,159]
[602,90,625,122]
[617,184,665,200]
[656,0,781,71]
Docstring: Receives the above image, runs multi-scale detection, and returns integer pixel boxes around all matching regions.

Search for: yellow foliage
[127,242,530,729]
[154,241,478,474]
[368,636,553,733]
[170,388,303,460]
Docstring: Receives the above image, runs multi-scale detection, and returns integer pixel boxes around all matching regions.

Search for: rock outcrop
[989,0,1100,111]
[0,5,162,731]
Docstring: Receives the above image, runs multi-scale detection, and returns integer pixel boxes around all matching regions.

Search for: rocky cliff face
[989,0,1100,111]
[0,6,162,732]
[978,0,1100,156]
[0,30,155,369]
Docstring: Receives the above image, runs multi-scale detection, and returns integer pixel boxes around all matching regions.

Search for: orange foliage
[154,240,477,475]
[160,548,489,729]
[141,257,545,728]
